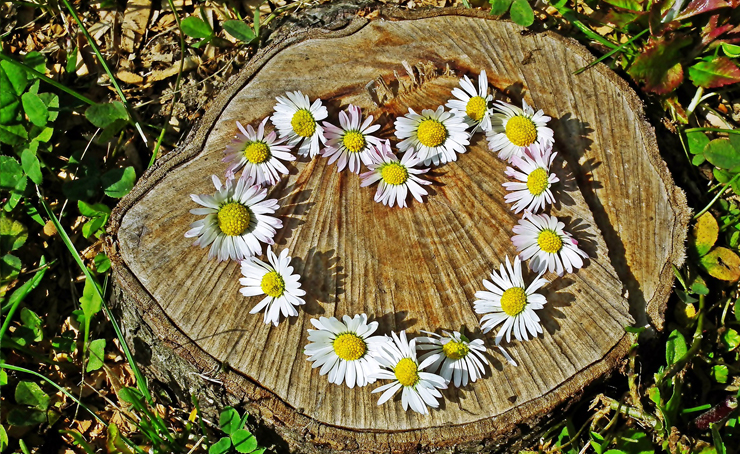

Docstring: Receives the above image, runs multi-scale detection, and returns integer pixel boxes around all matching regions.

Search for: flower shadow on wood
[272,183,314,245]
[290,247,346,318]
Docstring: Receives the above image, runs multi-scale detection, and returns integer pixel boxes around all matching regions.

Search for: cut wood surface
[108,8,689,453]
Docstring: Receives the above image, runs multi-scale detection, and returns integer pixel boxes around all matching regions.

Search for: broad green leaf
[101,167,136,198]
[80,279,102,320]
[710,364,729,383]
[117,388,146,412]
[721,43,740,58]
[21,148,43,185]
[94,253,111,273]
[0,122,27,146]
[0,156,24,192]
[77,201,111,218]
[52,334,76,352]
[37,92,59,122]
[84,102,128,128]
[691,212,718,257]
[692,154,706,165]
[7,408,46,426]
[1,253,22,280]
[181,16,213,39]
[86,338,106,372]
[106,423,134,454]
[489,0,513,15]
[602,0,644,10]
[21,92,48,127]
[675,0,733,21]
[510,0,534,26]
[223,20,256,43]
[23,52,46,74]
[220,406,241,435]
[666,329,687,366]
[700,247,740,282]
[232,429,258,453]
[0,425,7,452]
[0,213,28,254]
[604,450,627,454]
[689,56,740,89]
[687,130,710,155]
[20,307,43,342]
[704,138,740,171]
[721,328,740,350]
[0,61,29,96]
[627,36,691,94]
[209,437,232,454]
[1,369,7,385]
[62,175,101,201]
[0,63,20,125]
[15,380,50,410]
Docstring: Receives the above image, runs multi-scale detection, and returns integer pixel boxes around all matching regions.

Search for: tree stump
[107,7,690,453]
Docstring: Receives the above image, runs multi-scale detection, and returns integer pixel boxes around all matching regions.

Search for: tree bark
[106,6,690,453]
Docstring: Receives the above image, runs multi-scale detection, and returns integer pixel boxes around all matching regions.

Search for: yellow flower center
[380,163,408,186]
[417,119,447,147]
[260,271,285,298]
[442,340,469,360]
[466,96,487,121]
[505,116,538,147]
[500,287,528,317]
[333,333,366,361]
[243,141,270,164]
[217,202,250,236]
[537,230,564,254]
[394,357,419,387]
[291,109,316,138]
[342,130,366,153]
[527,168,550,196]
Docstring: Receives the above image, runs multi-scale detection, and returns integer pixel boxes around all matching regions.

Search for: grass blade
[574,29,647,75]
[0,257,48,346]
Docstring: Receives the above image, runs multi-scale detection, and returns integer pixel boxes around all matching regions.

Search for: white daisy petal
[304,314,383,388]
[415,330,494,387]
[486,99,554,162]
[359,140,430,208]
[511,213,589,276]
[321,104,382,174]
[186,175,281,261]
[502,142,559,214]
[223,118,295,186]
[394,106,470,166]
[474,255,550,344]
[445,70,494,134]
[271,91,327,158]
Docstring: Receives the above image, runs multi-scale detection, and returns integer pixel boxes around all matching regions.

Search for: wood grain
[108,8,688,452]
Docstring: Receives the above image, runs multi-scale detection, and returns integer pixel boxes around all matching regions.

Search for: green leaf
[181,16,213,39]
[59,430,96,454]
[705,138,740,171]
[721,328,740,350]
[37,92,59,123]
[86,338,106,372]
[666,329,687,366]
[23,52,46,75]
[602,0,644,10]
[710,364,729,383]
[223,20,256,43]
[627,36,691,94]
[721,43,740,58]
[209,437,232,454]
[21,148,43,185]
[614,429,654,454]
[94,253,111,273]
[7,408,46,426]
[510,0,535,26]
[15,380,50,410]
[101,167,136,198]
[687,130,710,155]
[0,213,28,254]
[77,201,111,218]
[0,122,27,146]
[117,387,146,411]
[1,253,22,281]
[20,307,43,342]
[0,63,20,125]
[63,174,101,202]
[699,247,740,282]
[489,0,513,15]
[106,423,134,454]
[689,56,740,89]
[21,92,48,127]
[219,406,241,435]
[691,212,718,257]
[0,425,8,452]
[80,279,102,321]
[0,61,29,96]
[0,156,24,192]
[232,429,258,453]
[84,102,128,128]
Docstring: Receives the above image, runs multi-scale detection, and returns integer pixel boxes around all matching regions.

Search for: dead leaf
[700,247,740,282]
[117,70,144,84]
[147,55,201,82]
[121,0,152,53]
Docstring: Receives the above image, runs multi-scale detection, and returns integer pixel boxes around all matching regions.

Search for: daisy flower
[239,246,305,326]
[304,314,386,388]
[445,70,494,133]
[239,246,306,326]
[394,106,470,166]
[502,142,560,213]
[511,212,589,276]
[415,330,489,388]
[223,118,295,186]
[486,100,554,162]
[185,176,282,261]
[370,331,447,415]
[271,91,328,158]
[474,256,549,345]
[321,104,382,173]
[359,140,431,208]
